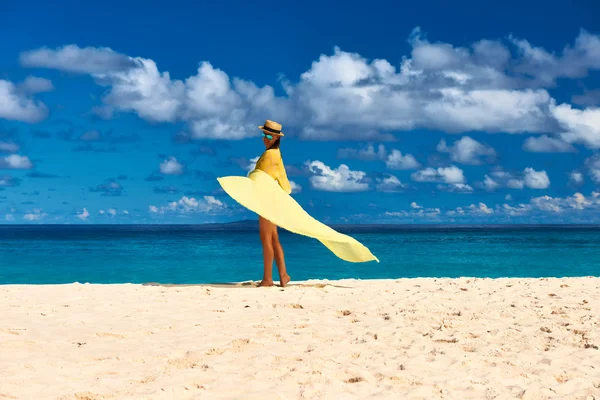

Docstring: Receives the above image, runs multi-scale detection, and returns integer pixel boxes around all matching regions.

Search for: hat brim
[258,126,284,136]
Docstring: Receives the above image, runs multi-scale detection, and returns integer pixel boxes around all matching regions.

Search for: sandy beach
[1,277,599,399]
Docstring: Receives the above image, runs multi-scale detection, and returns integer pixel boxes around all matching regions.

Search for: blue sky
[1,0,600,224]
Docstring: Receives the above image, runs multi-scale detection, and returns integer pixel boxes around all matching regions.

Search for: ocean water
[1,224,600,284]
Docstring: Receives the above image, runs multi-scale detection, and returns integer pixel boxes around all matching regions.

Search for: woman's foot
[258,279,274,287]
[280,274,291,288]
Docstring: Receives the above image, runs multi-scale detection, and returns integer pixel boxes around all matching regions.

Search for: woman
[252,120,292,287]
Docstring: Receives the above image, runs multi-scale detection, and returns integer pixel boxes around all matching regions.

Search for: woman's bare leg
[272,230,290,287]
[258,216,275,287]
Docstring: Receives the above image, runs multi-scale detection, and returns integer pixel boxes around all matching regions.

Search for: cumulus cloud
[410,165,471,191]
[569,171,584,186]
[482,167,549,190]
[0,79,49,123]
[509,30,600,85]
[305,160,369,192]
[447,202,493,216]
[159,156,184,175]
[77,208,89,220]
[437,136,496,164]
[23,208,46,222]
[0,154,33,169]
[20,29,600,140]
[337,144,419,170]
[385,149,421,170]
[529,192,598,213]
[385,203,441,219]
[550,103,600,149]
[440,191,600,220]
[411,165,465,184]
[149,195,226,214]
[523,167,550,189]
[289,181,302,194]
[376,174,404,192]
[522,135,576,152]
[585,154,600,183]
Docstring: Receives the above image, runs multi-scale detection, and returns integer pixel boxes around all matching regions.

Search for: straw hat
[258,120,284,137]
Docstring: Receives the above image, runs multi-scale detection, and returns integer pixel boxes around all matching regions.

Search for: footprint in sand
[168,350,209,369]
[229,338,252,353]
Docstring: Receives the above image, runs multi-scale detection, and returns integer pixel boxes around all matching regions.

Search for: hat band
[262,126,281,134]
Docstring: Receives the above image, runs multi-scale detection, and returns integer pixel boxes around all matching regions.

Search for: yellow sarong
[216,152,379,263]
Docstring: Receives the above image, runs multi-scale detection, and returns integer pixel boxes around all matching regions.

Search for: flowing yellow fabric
[217,149,379,263]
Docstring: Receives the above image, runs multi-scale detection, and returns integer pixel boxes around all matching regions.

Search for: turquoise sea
[1,223,600,284]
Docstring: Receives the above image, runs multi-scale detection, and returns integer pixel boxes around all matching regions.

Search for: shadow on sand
[141,281,353,289]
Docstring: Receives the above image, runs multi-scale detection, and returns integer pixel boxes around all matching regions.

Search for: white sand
[1,277,600,400]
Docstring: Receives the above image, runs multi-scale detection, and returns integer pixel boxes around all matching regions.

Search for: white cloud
[523,167,550,189]
[149,195,226,214]
[443,183,474,193]
[159,156,183,175]
[305,160,369,192]
[246,156,260,172]
[5,214,15,221]
[411,165,472,192]
[481,167,549,190]
[411,202,422,209]
[376,174,404,192]
[469,202,494,214]
[585,154,600,183]
[569,171,584,185]
[411,165,466,184]
[0,79,49,123]
[437,136,496,164]
[522,135,576,152]
[0,154,33,169]
[23,209,46,221]
[385,149,421,170]
[290,181,302,194]
[20,44,137,74]
[77,208,90,220]
[483,174,501,191]
[20,29,600,140]
[509,30,600,85]
[501,203,533,216]
[337,144,419,170]
[385,204,441,219]
[0,141,19,153]
[108,208,117,216]
[549,103,600,149]
[20,76,54,94]
[447,202,493,216]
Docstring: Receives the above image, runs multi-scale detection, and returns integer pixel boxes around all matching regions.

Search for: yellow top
[217,168,379,264]
[253,148,292,195]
